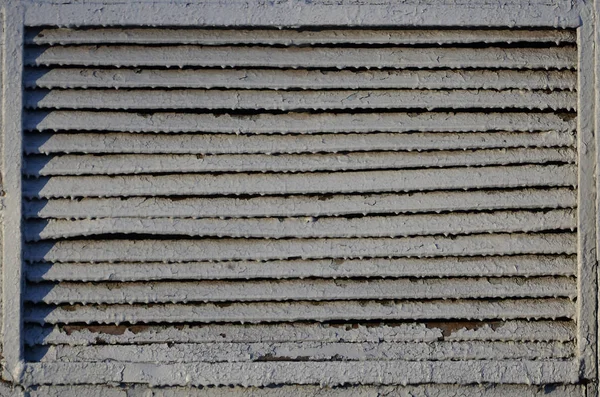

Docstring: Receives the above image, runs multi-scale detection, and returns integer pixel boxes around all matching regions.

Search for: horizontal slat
[23,148,577,177]
[25,233,576,263]
[24,45,577,69]
[23,189,578,220]
[443,321,575,343]
[24,320,575,346]
[21,360,580,386]
[24,89,577,111]
[22,165,578,198]
[24,210,576,241]
[21,384,587,397]
[24,299,575,324]
[1,384,124,397]
[25,322,442,346]
[26,341,575,363]
[25,256,578,282]
[24,111,575,134]
[24,28,577,45]
[24,68,578,91]
[25,277,576,305]
[24,131,577,155]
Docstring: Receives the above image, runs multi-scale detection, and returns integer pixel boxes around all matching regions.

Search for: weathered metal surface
[22,165,578,198]
[24,209,576,240]
[24,68,578,90]
[22,384,587,397]
[24,89,577,111]
[24,131,576,155]
[24,277,576,304]
[24,28,578,46]
[24,321,575,346]
[20,360,580,386]
[24,299,575,324]
[24,46,577,69]
[26,256,577,282]
[8,19,589,390]
[25,233,577,263]
[26,341,575,363]
[23,148,576,176]
[24,189,577,219]
[24,110,575,133]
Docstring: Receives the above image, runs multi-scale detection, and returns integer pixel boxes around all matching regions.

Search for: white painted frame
[2,2,24,386]
[1,0,597,390]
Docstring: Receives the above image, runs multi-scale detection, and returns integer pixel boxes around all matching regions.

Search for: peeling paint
[3,18,590,390]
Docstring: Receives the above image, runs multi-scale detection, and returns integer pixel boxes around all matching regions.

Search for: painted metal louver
[18,26,580,386]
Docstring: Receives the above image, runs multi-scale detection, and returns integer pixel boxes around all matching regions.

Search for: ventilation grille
[20,27,579,386]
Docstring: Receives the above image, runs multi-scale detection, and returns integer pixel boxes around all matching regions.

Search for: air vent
[18,27,580,386]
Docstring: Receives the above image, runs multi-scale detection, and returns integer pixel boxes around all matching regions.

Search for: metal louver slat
[23,209,575,240]
[24,110,575,133]
[26,341,575,362]
[24,299,575,324]
[25,277,576,304]
[23,28,578,45]
[20,360,580,386]
[24,320,576,345]
[24,89,577,110]
[23,188,577,219]
[19,25,581,387]
[22,165,578,198]
[24,130,576,154]
[26,256,577,282]
[22,148,577,175]
[24,68,578,90]
[25,233,577,262]
[24,45,577,69]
